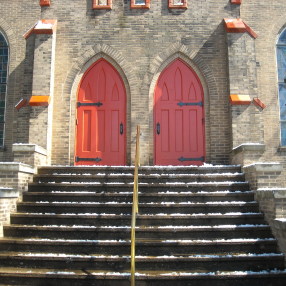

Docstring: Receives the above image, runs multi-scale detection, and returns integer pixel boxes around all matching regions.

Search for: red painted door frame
[154,59,205,166]
[75,59,126,166]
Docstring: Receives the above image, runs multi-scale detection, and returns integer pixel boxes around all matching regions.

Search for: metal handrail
[131,125,140,286]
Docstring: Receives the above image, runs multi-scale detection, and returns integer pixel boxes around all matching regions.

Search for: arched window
[277,28,286,146]
[0,32,8,147]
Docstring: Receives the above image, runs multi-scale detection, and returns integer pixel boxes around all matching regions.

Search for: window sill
[277,146,286,153]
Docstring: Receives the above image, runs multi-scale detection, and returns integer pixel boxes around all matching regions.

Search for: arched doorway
[154,59,205,166]
[75,59,126,165]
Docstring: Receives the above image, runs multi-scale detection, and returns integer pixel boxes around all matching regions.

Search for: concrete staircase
[0,165,285,285]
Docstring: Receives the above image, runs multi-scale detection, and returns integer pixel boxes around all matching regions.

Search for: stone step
[10,212,267,227]
[0,252,283,272]
[1,267,286,286]
[27,181,250,193]
[3,224,273,240]
[16,201,259,214]
[0,238,279,256]
[33,173,245,184]
[22,191,255,203]
[37,165,242,176]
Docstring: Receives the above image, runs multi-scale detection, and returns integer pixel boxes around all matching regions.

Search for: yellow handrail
[131,125,140,286]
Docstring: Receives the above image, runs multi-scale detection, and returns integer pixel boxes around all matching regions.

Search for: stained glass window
[0,32,8,147]
[277,29,286,146]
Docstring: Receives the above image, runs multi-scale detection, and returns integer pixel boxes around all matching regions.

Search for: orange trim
[130,0,150,9]
[29,96,51,106]
[24,19,57,39]
[92,0,112,9]
[39,0,51,7]
[224,18,258,39]
[230,94,251,105]
[253,98,266,110]
[168,0,188,9]
[15,99,28,110]
[230,0,242,4]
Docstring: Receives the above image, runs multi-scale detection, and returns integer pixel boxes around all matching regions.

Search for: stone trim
[231,143,265,165]
[0,187,19,198]
[232,143,265,155]
[12,143,47,156]
[0,162,34,174]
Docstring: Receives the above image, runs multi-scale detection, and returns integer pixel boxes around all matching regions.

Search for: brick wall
[0,194,17,237]
[0,0,285,169]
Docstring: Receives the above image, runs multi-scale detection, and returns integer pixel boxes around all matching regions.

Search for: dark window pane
[279,84,286,121]
[277,47,286,82]
[281,122,286,146]
[278,29,286,45]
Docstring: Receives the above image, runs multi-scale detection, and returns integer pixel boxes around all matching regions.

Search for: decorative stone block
[243,162,283,190]
[168,0,187,9]
[231,143,265,165]
[230,94,252,105]
[224,18,258,39]
[92,0,112,10]
[39,0,51,7]
[130,0,150,9]
[13,143,47,169]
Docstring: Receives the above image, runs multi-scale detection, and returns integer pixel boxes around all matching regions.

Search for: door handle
[120,122,124,135]
[156,122,160,135]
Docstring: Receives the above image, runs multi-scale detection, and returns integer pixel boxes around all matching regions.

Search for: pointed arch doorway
[154,59,205,166]
[75,59,126,166]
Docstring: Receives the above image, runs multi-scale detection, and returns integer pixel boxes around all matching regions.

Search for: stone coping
[0,162,34,174]
[256,188,286,199]
[231,143,265,155]
[273,219,286,230]
[12,143,47,156]
[243,162,283,173]
[0,187,19,198]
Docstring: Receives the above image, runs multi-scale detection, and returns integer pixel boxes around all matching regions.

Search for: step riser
[10,216,267,226]
[1,165,285,284]
[0,258,283,272]
[22,193,255,203]
[33,175,245,184]
[0,243,279,255]
[27,184,250,193]
[1,276,286,286]
[37,167,242,176]
[16,205,259,214]
[3,228,273,240]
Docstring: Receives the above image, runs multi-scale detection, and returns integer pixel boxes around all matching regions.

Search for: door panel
[76,59,126,166]
[154,59,205,166]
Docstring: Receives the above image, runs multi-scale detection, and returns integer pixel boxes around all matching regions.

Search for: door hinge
[75,157,102,162]
[178,156,205,162]
[177,101,203,107]
[77,102,103,107]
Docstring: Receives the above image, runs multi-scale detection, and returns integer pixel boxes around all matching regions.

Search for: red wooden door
[154,59,205,166]
[75,59,126,166]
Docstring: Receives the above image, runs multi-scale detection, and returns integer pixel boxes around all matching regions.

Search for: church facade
[0,0,285,185]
